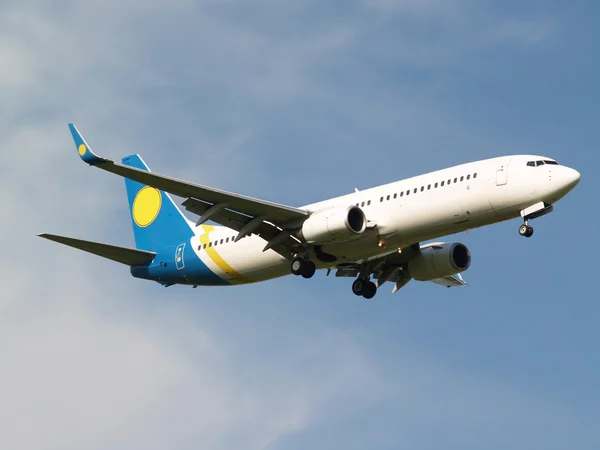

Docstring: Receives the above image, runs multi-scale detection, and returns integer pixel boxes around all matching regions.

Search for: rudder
[122,154,194,251]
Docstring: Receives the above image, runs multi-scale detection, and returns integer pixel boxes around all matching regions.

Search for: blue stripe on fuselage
[130,243,229,286]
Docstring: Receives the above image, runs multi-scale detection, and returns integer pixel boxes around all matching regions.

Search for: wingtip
[68,123,107,166]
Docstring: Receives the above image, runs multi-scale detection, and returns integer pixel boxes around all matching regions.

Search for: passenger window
[203,243,207,249]
[441,181,445,186]
[435,182,438,188]
[420,186,424,192]
[393,193,397,199]
[226,237,229,243]
[413,188,417,194]
[448,179,451,185]
[380,197,383,202]
[427,184,431,190]
[467,174,470,180]
[367,200,371,205]
[407,190,410,196]
[220,239,223,244]
[460,176,464,182]
[473,173,477,178]
[209,242,212,247]
[361,201,365,207]
[400,191,404,197]
[454,178,457,183]
[387,195,390,200]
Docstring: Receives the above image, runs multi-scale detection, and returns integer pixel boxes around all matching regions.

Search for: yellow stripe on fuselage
[200,225,250,284]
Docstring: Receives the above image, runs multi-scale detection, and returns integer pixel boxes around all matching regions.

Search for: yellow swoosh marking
[200,225,250,283]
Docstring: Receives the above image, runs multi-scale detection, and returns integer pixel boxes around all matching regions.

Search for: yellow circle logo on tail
[78,144,87,156]
[132,187,162,227]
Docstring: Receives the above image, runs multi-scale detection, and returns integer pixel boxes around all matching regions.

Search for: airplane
[38,124,581,298]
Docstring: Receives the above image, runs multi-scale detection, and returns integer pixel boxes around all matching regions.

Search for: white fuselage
[189,155,580,284]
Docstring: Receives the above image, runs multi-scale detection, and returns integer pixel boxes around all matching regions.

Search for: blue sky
[1,1,599,449]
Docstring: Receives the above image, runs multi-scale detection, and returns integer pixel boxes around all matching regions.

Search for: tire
[362,281,377,299]
[291,258,304,276]
[526,225,534,238]
[352,279,364,296]
[301,260,316,279]
[519,224,528,236]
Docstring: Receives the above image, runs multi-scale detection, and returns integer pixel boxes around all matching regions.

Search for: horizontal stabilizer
[38,233,156,266]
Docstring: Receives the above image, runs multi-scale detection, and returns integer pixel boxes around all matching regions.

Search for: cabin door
[496,164,508,186]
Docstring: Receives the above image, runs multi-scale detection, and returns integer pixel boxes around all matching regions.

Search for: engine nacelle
[408,243,471,281]
[300,205,366,244]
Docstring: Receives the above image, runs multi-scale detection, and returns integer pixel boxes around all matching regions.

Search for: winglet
[68,123,109,166]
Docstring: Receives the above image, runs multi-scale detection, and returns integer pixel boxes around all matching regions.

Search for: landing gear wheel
[291,257,316,278]
[519,224,534,238]
[291,257,305,276]
[351,278,377,299]
[301,260,316,279]
[352,278,365,296]
[362,281,377,299]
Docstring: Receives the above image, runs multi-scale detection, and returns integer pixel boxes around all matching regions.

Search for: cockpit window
[527,160,559,167]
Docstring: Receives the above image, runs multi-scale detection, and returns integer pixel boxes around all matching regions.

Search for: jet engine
[300,205,366,244]
[408,243,471,281]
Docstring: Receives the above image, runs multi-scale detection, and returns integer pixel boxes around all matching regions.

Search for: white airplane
[39,124,581,298]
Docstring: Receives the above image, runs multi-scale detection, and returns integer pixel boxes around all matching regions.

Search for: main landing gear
[519,222,534,238]
[291,257,316,279]
[352,277,377,299]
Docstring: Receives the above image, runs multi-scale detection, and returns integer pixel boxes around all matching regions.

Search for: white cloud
[0,266,383,450]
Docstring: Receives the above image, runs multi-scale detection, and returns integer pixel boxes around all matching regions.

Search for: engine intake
[300,205,366,244]
[408,243,471,281]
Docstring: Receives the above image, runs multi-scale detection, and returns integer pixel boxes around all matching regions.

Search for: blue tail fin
[122,155,194,251]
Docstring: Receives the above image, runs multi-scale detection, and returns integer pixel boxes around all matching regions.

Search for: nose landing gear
[519,223,534,238]
[518,203,554,238]
[352,277,377,299]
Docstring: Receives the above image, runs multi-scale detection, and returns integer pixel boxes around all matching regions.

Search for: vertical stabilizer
[121,154,194,251]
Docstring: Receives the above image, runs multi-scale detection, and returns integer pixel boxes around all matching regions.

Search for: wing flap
[183,197,301,254]
[38,234,156,266]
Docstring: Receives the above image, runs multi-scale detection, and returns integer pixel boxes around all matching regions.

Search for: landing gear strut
[291,257,316,279]
[352,277,377,299]
[519,222,534,238]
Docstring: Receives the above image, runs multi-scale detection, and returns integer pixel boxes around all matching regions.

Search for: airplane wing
[69,124,308,258]
[332,242,469,293]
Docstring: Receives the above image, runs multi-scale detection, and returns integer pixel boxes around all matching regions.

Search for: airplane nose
[565,167,581,190]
